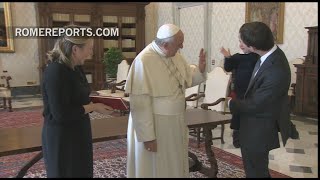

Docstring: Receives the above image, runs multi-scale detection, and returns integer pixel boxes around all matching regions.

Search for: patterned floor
[210,114,318,178]
[1,138,288,178]
[7,95,319,178]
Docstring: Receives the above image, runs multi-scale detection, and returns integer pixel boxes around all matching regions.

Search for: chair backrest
[116,60,130,83]
[0,72,12,98]
[203,67,231,112]
[185,64,200,108]
[0,70,12,89]
[289,58,304,85]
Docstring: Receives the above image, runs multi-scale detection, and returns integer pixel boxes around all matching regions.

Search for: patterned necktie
[245,59,261,98]
[251,59,262,80]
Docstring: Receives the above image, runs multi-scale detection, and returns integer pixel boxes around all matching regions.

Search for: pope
[125,24,207,178]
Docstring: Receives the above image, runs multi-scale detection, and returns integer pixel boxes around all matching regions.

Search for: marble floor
[6,95,319,178]
[210,116,318,178]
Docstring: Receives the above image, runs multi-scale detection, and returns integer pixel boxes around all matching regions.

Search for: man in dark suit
[226,22,299,178]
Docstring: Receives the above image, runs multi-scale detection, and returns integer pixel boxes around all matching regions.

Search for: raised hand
[220,47,231,58]
[198,48,206,73]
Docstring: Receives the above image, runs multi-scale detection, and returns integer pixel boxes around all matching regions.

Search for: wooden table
[186,108,231,178]
[0,110,230,178]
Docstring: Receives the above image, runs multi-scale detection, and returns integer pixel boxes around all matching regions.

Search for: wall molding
[11,85,41,97]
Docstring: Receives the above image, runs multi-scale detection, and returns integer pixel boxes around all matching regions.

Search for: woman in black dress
[41,25,113,178]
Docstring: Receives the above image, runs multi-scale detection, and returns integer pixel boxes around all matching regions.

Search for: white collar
[151,41,167,58]
[260,44,277,65]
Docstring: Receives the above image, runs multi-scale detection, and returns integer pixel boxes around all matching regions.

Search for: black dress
[41,62,93,177]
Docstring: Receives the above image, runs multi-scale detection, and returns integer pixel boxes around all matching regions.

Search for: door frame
[173,2,212,73]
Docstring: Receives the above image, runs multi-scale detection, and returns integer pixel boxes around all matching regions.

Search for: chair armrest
[185,93,205,101]
[110,80,126,88]
[200,98,225,110]
[185,93,197,101]
[110,80,127,93]
[114,80,126,86]
[115,86,125,92]
[106,79,116,84]
[105,78,116,89]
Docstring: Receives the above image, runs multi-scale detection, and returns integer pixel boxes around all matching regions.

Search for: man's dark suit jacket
[229,47,294,152]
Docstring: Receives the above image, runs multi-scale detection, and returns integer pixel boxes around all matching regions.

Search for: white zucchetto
[156,24,180,39]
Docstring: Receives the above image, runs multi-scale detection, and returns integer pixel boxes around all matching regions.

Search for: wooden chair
[186,85,203,148]
[185,65,204,147]
[109,60,130,93]
[94,60,130,115]
[0,72,13,112]
[185,64,203,108]
[288,58,304,111]
[186,85,201,108]
[186,67,231,147]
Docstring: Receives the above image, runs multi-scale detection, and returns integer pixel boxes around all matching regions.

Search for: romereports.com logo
[13,27,119,37]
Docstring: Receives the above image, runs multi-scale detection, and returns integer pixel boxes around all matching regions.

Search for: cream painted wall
[145,3,157,45]
[210,2,318,68]
[0,3,39,87]
[145,2,174,44]
[0,2,318,87]
[147,2,318,70]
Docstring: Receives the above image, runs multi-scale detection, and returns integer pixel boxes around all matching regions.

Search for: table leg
[200,126,218,178]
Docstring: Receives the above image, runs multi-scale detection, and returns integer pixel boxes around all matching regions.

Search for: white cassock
[125,41,206,178]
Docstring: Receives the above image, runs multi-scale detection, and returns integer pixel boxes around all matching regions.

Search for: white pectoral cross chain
[154,47,185,94]
[164,58,185,93]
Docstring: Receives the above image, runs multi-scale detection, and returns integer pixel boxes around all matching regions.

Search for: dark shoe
[290,124,300,139]
[233,140,240,148]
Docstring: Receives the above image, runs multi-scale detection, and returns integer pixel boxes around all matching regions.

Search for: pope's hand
[144,140,157,152]
[198,48,206,73]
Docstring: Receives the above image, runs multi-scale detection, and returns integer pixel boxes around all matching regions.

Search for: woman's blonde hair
[47,24,91,68]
